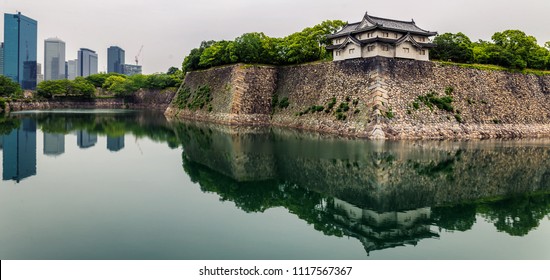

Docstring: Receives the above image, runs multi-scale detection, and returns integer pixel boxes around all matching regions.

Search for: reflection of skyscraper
[2,119,37,182]
[43,133,65,156]
[107,135,124,152]
[76,130,97,148]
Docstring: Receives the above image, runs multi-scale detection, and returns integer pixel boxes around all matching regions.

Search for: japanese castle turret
[327,12,437,61]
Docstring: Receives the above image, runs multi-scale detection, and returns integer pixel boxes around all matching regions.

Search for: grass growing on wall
[173,85,212,110]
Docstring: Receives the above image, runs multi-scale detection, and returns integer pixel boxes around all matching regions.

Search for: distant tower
[3,12,38,89]
[77,48,98,77]
[66,59,78,80]
[44,38,66,80]
[107,46,125,74]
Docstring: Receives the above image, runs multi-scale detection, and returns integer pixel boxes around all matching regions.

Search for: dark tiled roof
[327,11,437,39]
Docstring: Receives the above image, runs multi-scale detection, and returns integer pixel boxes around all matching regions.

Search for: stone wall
[166,58,550,139]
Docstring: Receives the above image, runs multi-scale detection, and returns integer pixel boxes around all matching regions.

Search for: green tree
[36,80,70,97]
[0,75,23,97]
[182,40,216,72]
[70,77,95,97]
[103,75,129,95]
[233,33,267,64]
[199,40,235,68]
[431,32,474,63]
[167,67,180,75]
[491,30,548,69]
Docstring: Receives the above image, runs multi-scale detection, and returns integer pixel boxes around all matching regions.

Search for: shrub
[0,76,23,97]
[278,97,289,108]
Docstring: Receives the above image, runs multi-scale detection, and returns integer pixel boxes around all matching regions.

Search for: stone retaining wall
[165,58,550,139]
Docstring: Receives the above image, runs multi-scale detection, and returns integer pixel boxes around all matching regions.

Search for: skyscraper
[67,59,78,80]
[107,46,125,74]
[44,38,66,81]
[123,64,142,76]
[77,48,98,77]
[36,62,43,84]
[0,42,4,76]
[3,12,38,89]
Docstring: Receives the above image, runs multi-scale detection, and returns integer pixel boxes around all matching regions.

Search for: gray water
[0,110,549,259]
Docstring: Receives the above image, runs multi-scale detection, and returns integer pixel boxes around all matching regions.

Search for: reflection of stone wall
[177,121,550,212]
[176,121,276,182]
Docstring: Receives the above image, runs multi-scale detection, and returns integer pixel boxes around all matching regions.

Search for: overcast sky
[1,0,549,74]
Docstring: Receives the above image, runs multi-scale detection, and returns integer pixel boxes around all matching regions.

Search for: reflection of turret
[2,119,36,182]
[332,198,436,254]
[77,130,97,149]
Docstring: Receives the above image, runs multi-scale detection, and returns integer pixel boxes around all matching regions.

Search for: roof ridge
[368,15,415,24]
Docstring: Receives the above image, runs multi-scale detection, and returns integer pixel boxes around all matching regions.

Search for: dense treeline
[182,20,346,72]
[37,73,181,98]
[431,30,550,70]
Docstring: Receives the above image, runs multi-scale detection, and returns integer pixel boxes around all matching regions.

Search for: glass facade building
[0,42,4,76]
[77,48,98,77]
[107,46,125,74]
[123,64,142,76]
[44,38,66,81]
[3,12,38,89]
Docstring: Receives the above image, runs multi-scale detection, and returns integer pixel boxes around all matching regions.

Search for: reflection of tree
[0,117,21,135]
[431,204,477,232]
[182,154,345,237]
[479,194,550,236]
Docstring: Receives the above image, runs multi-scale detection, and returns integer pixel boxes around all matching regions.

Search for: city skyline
[1,0,549,75]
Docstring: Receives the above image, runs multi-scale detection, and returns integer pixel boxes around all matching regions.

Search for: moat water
[0,110,549,259]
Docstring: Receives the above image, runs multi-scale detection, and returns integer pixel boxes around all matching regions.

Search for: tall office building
[2,118,37,182]
[44,38,66,80]
[107,46,125,74]
[67,59,78,80]
[3,12,38,89]
[36,62,43,84]
[77,48,98,77]
[0,42,4,76]
[123,64,142,76]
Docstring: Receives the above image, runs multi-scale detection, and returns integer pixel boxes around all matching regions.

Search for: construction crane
[135,45,144,65]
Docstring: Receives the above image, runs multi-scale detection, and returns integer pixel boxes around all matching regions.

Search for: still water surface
[0,110,549,259]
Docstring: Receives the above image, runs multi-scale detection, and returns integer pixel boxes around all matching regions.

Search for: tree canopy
[182,20,346,72]
[0,75,23,97]
[432,30,550,70]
